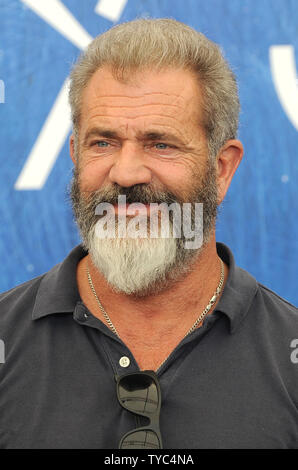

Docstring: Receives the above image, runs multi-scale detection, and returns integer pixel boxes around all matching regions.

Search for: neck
[77,233,228,333]
[76,233,228,370]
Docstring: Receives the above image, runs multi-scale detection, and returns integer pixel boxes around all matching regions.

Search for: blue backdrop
[0,0,297,305]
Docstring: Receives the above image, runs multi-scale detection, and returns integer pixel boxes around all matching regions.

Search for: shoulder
[0,274,45,309]
[0,245,84,334]
[246,281,298,372]
[0,274,45,329]
[255,281,297,323]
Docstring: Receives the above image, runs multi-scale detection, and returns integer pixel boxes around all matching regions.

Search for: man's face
[70,66,219,296]
[75,65,210,196]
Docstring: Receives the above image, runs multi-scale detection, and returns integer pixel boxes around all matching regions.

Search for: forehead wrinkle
[82,90,200,127]
[85,90,190,108]
[86,91,187,100]
[84,97,188,115]
[85,102,186,111]
[84,112,187,121]
[93,92,183,97]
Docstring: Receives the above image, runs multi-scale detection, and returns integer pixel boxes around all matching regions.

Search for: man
[0,18,297,449]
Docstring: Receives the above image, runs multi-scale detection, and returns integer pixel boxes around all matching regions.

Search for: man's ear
[69,134,76,166]
[216,139,244,205]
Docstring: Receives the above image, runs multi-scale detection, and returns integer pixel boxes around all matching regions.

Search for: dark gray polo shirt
[0,243,297,449]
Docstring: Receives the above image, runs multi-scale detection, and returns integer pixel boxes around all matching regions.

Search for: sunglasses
[116,370,163,449]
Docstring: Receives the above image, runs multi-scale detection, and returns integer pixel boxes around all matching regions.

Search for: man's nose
[108,142,152,187]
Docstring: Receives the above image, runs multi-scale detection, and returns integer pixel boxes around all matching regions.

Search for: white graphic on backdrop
[15,0,127,190]
[0,80,4,103]
[269,45,298,131]
[95,0,127,22]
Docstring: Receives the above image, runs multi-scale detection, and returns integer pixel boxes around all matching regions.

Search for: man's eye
[96,141,109,147]
[155,143,169,149]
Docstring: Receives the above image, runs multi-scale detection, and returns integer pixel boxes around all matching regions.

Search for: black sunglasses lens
[120,430,160,449]
[118,374,159,414]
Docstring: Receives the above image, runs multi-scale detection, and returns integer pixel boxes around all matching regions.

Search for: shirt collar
[32,244,87,320]
[32,242,258,334]
[215,242,258,333]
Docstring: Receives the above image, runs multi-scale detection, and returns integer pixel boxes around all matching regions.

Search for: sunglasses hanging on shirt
[116,370,163,449]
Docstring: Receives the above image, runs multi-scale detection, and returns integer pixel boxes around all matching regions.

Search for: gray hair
[68,18,240,159]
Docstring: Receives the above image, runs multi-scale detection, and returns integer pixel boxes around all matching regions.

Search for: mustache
[81,183,182,207]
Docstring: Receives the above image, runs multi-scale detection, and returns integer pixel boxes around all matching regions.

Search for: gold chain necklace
[86,258,225,341]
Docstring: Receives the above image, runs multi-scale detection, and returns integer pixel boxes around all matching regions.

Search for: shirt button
[119,356,130,368]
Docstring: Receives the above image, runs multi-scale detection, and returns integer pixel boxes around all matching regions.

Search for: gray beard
[70,161,218,297]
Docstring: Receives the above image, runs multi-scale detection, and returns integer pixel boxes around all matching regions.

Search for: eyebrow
[83,128,119,146]
[83,127,185,146]
[142,131,182,143]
